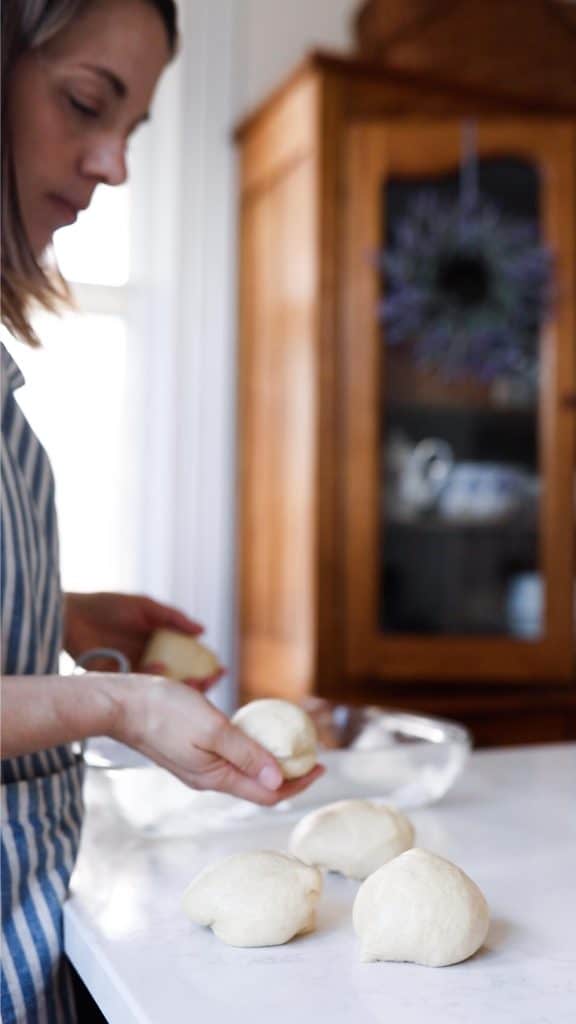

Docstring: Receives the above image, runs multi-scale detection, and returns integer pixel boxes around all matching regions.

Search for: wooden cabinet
[235,53,576,746]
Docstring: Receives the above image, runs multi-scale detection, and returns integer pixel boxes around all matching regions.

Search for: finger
[155,751,326,808]
[205,719,284,792]
[182,668,226,692]
[181,680,212,694]
[140,664,224,689]
[206,668,226,684]
[272,764,326,801]
[144,598,204,636]
[140,661,168,677]
[150,752,283,807]
[83,655,127,673]
[209,763,325,807]
[204,765,294,807]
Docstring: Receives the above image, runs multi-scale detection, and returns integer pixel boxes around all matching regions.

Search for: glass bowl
[289,699,472,811]
[87,701,471,837]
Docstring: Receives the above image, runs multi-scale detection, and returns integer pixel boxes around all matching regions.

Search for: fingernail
[141,662,165,675]
[258,765,283,791]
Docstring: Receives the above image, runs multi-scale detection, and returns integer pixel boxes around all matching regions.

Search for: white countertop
[65,743,576,1024]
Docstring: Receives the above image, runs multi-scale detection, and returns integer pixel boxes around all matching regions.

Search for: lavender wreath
[380,192,553,380]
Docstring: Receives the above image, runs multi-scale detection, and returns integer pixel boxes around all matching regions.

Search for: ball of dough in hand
[353,848,490,967]
[290,799,414,880]
[182,850,322,947]
[141,629,220,681]
[232,699,317,779]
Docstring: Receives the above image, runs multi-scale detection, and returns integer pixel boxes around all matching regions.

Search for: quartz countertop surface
[64,743,576,1024]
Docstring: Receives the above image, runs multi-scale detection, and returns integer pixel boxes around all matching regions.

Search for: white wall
[110,1,361,713]
[234,0,358,118]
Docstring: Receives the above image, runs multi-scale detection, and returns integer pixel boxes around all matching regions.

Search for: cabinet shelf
[385,517,538,533]
[386,401,536,420]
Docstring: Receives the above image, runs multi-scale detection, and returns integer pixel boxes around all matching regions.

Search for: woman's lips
[47,194,79,225]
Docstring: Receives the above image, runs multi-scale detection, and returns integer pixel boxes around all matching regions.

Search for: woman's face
[8,0,171,256]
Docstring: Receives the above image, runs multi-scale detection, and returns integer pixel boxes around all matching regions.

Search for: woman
[1,3,323,1021]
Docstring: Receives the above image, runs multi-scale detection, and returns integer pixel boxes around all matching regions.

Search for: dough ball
[290,800,414,880]
[232,699,317,780]
[182,850,322,947]
[141,629,220,681]
[353,848,490,966]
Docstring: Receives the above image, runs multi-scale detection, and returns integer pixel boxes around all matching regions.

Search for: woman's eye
[68,95,100,118]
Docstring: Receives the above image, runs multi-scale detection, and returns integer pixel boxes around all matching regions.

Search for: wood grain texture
[354,0,576,107]
[237,73,320,702]
[239,75,318,197]
[234,51,576,146]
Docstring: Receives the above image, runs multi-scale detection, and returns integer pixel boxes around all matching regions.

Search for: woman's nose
[80,137,128,187]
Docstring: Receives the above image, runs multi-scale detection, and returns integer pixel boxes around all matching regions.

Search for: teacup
[437,463,536,522]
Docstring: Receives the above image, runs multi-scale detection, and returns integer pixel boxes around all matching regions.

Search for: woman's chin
[25,213,57,260]
[28,231,53,261]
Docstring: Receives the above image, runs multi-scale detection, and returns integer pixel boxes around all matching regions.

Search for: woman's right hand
[110,674,324,806]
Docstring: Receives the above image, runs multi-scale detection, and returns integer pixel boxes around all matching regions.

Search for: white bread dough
[182,850,322,947]
[141,629,219,681]
[232,699,317,779]
[353,848,490,966]
[290,799,414,880]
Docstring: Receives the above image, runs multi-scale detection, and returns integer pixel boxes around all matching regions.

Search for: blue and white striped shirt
[1,342,84,1024]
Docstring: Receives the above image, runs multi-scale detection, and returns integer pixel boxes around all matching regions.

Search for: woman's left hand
[64,592,224,692]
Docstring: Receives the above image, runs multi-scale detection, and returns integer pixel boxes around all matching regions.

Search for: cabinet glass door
[380,157,542,639]
[343,119,575,682]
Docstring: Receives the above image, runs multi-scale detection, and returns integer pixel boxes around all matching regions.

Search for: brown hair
[1,0,178,346]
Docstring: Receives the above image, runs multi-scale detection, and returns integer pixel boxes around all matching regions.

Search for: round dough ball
[290,800,414,880]
[182,850,322,947]
[141,629,220,681]
[353,848,490,967]
[232,699,317,780]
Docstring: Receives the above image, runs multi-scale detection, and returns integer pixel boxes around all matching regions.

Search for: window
[55,183,130,288]
[11,183,140,593]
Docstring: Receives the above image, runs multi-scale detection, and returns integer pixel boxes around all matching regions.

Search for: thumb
[210,720,284,792]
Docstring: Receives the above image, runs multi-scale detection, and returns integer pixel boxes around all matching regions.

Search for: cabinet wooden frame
[342,118,576,684]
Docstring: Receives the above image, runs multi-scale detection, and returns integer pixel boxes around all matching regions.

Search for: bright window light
[54,183,131,286]
[12,312,138,593]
